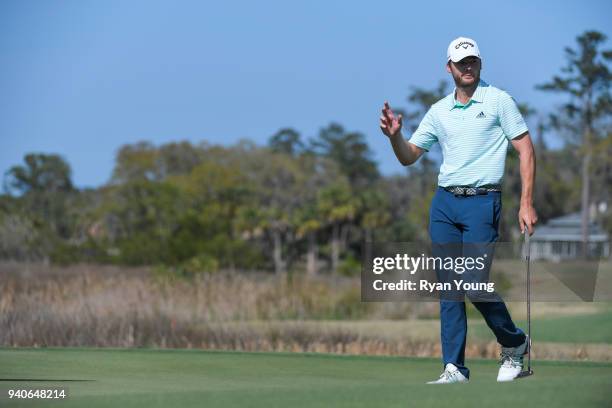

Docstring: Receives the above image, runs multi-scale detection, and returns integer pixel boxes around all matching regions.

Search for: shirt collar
[449,79,489,110]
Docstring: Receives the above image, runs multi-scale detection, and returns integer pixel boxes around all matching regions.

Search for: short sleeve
[497,91,528,140]
[409,108,439,151]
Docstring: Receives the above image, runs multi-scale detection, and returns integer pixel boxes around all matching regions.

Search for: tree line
[0,30,610,274]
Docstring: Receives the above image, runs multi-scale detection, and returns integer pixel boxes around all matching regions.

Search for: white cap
[447,37,481,62]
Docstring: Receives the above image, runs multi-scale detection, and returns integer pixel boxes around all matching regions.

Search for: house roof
[532,212,609,242]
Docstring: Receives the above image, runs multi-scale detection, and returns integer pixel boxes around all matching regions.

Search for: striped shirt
[408,80,528,187]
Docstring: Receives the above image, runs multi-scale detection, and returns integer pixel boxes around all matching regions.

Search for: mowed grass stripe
[471,310,612,343]
[0,348,610,408]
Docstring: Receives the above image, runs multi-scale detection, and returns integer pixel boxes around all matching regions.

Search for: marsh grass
[1,262,609,361]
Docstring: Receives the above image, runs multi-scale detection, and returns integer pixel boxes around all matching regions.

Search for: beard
[453,71,480,88]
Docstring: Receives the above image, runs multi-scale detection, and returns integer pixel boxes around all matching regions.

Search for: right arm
[380,101,424,166]
[389,131,424,166]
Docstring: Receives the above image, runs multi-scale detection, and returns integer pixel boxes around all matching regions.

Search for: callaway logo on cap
[447,36,481,62]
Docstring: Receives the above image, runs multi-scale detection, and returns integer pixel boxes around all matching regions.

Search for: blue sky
[1,0,611,188]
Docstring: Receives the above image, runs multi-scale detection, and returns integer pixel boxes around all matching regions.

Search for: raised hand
[380,101,403,138]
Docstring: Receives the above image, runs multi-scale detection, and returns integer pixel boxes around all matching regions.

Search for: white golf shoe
[427,363,469,384]
[497,335,529,382]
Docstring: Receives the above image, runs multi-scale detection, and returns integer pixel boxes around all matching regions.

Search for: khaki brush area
[2,263,612,361]
[0,348,610,408]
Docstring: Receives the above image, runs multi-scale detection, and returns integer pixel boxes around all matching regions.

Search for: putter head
[516,369,534,378]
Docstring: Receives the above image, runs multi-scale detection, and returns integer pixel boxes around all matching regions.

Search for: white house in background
[530,212,610,261]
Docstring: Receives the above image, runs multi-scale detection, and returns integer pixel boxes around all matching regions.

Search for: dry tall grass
[0,262,424,347]
[1,262,609,361]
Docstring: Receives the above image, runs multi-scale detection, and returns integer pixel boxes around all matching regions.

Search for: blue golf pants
[429,187,526,379]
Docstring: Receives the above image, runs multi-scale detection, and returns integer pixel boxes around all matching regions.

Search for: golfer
[379,37,537,383]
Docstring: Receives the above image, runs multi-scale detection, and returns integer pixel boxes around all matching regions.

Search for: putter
[516,228,533,378]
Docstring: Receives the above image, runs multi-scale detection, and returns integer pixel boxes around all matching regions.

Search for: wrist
[390,131,403,140]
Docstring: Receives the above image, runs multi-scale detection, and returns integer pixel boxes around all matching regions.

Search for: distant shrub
[338,254,361,277]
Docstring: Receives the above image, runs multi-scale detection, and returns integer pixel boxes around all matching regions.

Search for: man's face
[446,56,481,87]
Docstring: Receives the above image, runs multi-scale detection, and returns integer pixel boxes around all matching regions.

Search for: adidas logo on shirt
[476,111,486,118]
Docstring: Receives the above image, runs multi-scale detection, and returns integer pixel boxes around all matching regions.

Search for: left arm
[511,132,538,235]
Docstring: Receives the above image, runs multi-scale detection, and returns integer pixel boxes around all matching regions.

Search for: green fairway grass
[472,309,612,344]
[0,348,610,407]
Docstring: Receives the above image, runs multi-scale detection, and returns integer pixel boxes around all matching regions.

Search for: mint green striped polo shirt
[408,80,528,187]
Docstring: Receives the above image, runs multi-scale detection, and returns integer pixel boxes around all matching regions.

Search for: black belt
[443,185,501,196]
